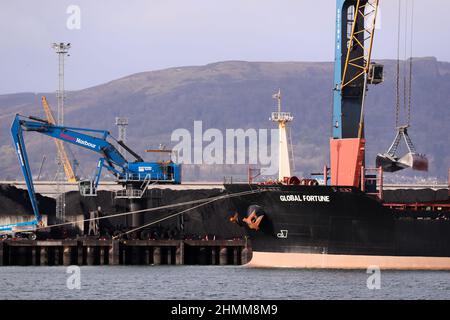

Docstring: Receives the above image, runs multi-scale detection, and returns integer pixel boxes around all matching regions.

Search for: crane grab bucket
[376,126,428,172]
[376,152,428,172]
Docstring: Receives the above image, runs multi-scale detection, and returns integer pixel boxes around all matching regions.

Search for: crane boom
[340,0,379,90]
[3,114,181,237]
[330,0,382,187]
[41,96,77,182]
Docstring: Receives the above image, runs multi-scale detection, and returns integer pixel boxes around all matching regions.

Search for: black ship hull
[225,184,450,269]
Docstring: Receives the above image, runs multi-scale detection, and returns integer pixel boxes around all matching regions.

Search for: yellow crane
[41,96,78,182]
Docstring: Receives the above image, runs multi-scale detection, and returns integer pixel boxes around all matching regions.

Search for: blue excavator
[1,114,181,239]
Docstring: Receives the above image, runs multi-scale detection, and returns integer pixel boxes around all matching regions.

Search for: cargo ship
[225,0,450,269]
[225,184,450,269]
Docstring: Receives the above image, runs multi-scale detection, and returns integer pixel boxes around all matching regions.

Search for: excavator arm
[6,114,130,231]
[4,114,181,236]
[15,114,129,171]
[6,115,44,234]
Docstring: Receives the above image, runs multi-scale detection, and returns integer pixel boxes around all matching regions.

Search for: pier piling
[0,241,3,266]
[211,247,217,265]
[54,247,61,266]
[176,242,184,265]
[31,247,37,266]
[63,246,71,266]
[0,239,248,266]
[99,247,105,265]
[109,240,120,265]
[86,246,95,265]
[153,247,161,265]
[40,247,48,266]
[166,247,172,265]
[77,242,83,265]
[144,247,151,265]
[219,247,227,265]
[241,247,250,265]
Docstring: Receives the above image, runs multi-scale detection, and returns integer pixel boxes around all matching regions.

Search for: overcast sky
[0,0,448,94]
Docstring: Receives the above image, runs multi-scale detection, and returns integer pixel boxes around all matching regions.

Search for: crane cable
[403,0,409,118]
[395,0,401,128]
[407,0,414,126]
[35,188,266,232]
[395,0,415,128]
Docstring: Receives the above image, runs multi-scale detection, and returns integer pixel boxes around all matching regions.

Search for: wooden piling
[63,246,71,266]
[54,247,60,266]
[153,247,161,265]
[40,247,48,266]
[176,242,184,265]
[167,247,172,265]
[99,247,105,265]
[0,239,248,266]
[122,246,127,265]
[211,247,217,265]
[109,240,120,265]
[31,247,38,266]
[143,247,150,265]
[241,247,250,265]
[0,241,3,266]
[219,247,227,265]
[77,241,83,265]
[86,246,96,265]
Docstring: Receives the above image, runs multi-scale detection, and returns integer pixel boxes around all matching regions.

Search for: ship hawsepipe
[225,184,450,269]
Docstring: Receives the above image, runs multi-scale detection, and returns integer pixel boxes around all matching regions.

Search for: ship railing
[361,166,384,200]
[114,188,143,199]
[114,174,158,199]
[271,112,293,122]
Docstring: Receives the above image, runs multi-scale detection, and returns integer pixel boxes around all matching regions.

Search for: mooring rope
[112,198,218,239]
[36,188,265,231]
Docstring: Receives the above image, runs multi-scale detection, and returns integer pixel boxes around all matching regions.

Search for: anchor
[376,125,428,172]
[243,210,264,231]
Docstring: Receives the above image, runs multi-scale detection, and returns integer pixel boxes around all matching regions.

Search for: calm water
[0,266,449,300]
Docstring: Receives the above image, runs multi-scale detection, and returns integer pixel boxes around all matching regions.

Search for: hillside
[0,58,449,182]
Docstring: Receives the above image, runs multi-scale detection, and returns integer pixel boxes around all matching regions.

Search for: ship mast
[270,89,294,181]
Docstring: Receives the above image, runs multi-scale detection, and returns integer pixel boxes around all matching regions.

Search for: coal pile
[0,184,55,217]
[140,188,244,239]
[383,189,449,203]
[0,184,245,239]
[59,188,245,239]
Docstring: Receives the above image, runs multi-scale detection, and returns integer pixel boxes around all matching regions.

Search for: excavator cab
[78,179,97,196]
[376,125,428,172]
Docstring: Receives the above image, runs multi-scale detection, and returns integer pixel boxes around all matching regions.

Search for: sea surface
[0,266,449,300]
